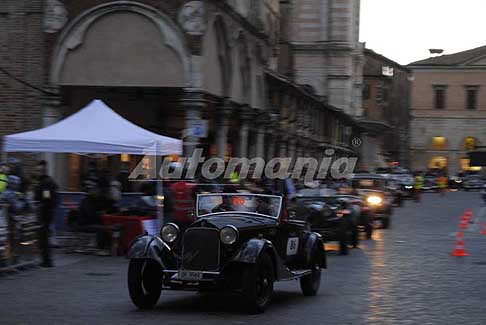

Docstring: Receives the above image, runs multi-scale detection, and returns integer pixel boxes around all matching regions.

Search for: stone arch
[50,1,191,87]
[202,14,232,97]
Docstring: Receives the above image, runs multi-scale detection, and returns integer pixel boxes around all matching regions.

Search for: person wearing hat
[34,160,58,267]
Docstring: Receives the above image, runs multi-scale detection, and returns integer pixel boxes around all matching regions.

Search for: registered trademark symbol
[352,137,362,147]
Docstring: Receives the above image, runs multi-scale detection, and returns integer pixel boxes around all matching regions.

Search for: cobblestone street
[1,192,486,324]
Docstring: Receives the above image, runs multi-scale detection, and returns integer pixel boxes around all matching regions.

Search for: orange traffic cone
[460,220,469,229]
[451,238,469,256]
[481,224,486,236]
[457,230,464,238]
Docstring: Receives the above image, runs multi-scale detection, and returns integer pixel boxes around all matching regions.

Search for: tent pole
[155,146,164,226]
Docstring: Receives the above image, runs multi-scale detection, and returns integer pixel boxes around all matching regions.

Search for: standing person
[34,160,58,267]
[438,173,448,197]
[169,180,196,232]
[0,163,8,193]
[414,171,424,203]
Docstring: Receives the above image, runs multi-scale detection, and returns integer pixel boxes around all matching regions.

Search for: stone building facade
[289,0,364,117]
[1,0,361,189]
[408,46,486,174]
[360,49,411,170]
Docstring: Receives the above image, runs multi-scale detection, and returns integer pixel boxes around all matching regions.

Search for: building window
[465,137,476,151]
[465,86,479,110]
[429,156,448,169]
[432,136,447,150]
[433,85,447,109]
[362,84,370,100]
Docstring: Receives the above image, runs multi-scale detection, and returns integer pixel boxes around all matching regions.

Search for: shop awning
[3,99,182,156]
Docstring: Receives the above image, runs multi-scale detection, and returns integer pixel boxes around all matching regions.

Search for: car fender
[127,235,173,269]
[305,232,327,268]
[233,238,276,264]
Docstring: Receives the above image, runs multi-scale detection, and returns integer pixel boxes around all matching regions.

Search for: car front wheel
[300,245,322,296]
[127,259,162,309]
[241,252,274,314]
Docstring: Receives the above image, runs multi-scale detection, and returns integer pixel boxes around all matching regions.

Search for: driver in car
[256,197,272,215]
[212,196,234,213]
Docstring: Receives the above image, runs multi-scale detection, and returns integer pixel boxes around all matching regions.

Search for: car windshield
[351,178,385,190]
[196,194,282,219]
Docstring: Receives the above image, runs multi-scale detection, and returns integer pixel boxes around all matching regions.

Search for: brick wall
[0,0,45,169]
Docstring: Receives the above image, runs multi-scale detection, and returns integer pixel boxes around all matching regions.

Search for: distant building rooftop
[408,45,486,66]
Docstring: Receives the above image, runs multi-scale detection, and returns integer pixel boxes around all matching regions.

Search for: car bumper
[373,213,390,221]
[162,270,222,289]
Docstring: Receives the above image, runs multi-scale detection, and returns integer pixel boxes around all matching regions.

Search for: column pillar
[288,138,297,165]
[255,114,266,159]
[239,107,252,158]
[42,86,62,178]
[266,131,275,161]
[279,134,288,158]
[216,99,232,160]
[181,90,207,157]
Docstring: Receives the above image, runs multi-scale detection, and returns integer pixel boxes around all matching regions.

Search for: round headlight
[220,226,238,245]
[160,223,179,243]
[367,195,383,205]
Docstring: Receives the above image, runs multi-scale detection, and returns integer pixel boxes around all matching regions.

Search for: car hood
[194,214,278,230]
[357,189,385,196]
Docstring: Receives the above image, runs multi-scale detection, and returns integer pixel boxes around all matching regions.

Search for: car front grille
[182,227,220,271]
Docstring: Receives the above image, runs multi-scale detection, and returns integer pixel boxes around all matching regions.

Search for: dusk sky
[360,0,486,65]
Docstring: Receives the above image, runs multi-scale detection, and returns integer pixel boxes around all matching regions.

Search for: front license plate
[178,270,203,281]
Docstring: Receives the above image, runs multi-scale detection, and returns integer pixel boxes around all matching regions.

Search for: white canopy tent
[3,99,182,224]
[3,99,182,156]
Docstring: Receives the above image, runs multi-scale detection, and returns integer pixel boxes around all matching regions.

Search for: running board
[280,269,312,281]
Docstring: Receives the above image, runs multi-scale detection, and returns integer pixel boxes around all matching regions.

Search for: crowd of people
[0,159,58,267]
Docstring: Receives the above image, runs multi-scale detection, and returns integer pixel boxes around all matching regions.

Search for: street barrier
[0,205,7,267]
[0,204,40,271]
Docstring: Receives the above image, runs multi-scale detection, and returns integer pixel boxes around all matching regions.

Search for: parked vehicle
[422,175,439,192]
[448,175,463,190]
[289,194,372,255]
[390,172,415,199]
[127,193,326,313]
[463,175,484,191]
[348,174,393,229]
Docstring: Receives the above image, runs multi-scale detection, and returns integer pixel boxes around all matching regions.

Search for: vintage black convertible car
[127,193,326,313]
[349,174,393,229]
[288,195,372,255]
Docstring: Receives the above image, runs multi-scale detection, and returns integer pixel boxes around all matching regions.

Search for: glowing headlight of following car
[405,185,413,189]
[160,223,179,243]
[220,226,238,245]
[367,195,383,206]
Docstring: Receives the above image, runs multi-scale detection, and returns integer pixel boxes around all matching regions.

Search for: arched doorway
[49,2,191,189]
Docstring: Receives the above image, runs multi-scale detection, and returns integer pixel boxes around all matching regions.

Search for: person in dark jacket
[34,160,58,267]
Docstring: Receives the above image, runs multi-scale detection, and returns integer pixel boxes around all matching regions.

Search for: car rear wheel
[365,223,373,239]
[350,224,359,248]
[128,259,162,309]
[382,217,391,229]
[241,252,274,314]
[300,245,322,296]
